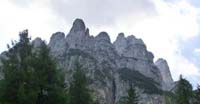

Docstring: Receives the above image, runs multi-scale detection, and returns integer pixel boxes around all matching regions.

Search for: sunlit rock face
[155,58,174,91]
[0,18,174,104]
[66,19,91,49]
[48,32,68,61]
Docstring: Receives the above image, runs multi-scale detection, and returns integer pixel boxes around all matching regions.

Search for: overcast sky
[0,0,200,87]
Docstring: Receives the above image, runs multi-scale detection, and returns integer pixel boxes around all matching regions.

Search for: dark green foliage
[175,75,193,104]
[118,84,138,104]
[0,30,67,104]
[126,84,138,104]
[33,42,67,104]
[0,30,38,104]
[193,85,200,104]
[118,68,162,94]
[68,61,96,104]
[163,91,176,104]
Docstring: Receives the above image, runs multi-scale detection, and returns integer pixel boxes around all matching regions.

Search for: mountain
[0,18,174,104]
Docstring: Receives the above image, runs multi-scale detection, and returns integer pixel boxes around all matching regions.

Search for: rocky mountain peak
[49,32,68,58]
[95,32,111,43]
[51,32,65,40]
[114,34,150,61]
[127,35,145,46]
[70,18,86,33]
[49,32,66,48]
[85,28,90,36]
[32,37,43,48]
[0,19,175,104]
[113,33,127,56]
[117,33,125,39]
[155,58,174,91]
[66,19,90,48]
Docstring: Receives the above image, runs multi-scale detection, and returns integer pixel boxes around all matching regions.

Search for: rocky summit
[1,18,175,104]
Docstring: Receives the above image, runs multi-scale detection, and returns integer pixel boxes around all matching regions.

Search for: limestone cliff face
[155,58,174,91]
[46,19,174,104]
[0,18,174,104]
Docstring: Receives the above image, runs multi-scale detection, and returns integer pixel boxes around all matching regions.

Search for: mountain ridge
[0,18,174,104]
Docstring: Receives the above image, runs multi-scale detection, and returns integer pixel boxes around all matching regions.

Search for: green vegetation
[33,41,67,104]
[126,84,139,104]
[163,76,200,104]
[0,30,38,104]
[0,30,67,104]
[0,30,98,104]
[68,60,98,104]
[193,85,200,104]
[163,91,176,104]
[118,84,138,104]
[175,75,193,104]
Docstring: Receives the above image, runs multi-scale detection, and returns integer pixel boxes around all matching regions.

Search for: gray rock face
[155,58,174,91]
[70,18,86,32]
[32,37,43,48]
[46,19,175,104]
[49,32,68,61]
[95,32,111,44]
[114,33,153,62]
[114,33,161,84]
[66,18,90,49]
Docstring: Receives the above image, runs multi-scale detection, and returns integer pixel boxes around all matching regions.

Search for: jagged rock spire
[95,32,111,43]
[69,18,86,33]
[155,58,174,91]
[66,18,90,49]
[49,32,68,58]
[113,33,127,56]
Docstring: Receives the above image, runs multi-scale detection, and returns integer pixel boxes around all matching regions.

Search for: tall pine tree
[33,41,67,104]
[126,84,138,104]
[118,84,138,104]
[68,60,94,104]
[175,75,193,104]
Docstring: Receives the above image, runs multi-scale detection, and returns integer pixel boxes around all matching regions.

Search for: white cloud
[0,0,69,52]
[171,54,200,86]
[49,0,157,26]
[194,48,200,54]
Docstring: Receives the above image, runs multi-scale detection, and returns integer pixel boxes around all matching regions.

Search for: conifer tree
[0,30,68,104]
[126,84,138,104]
[175,75,193,104]
[118,83,138,104]
[0,30,38,104]
[33,41,67,104]
[68,60,94,104]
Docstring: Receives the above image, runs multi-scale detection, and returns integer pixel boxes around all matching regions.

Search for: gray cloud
[49,0,157,26]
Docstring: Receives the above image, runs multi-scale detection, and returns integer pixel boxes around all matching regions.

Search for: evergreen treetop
[175,75,193,104]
